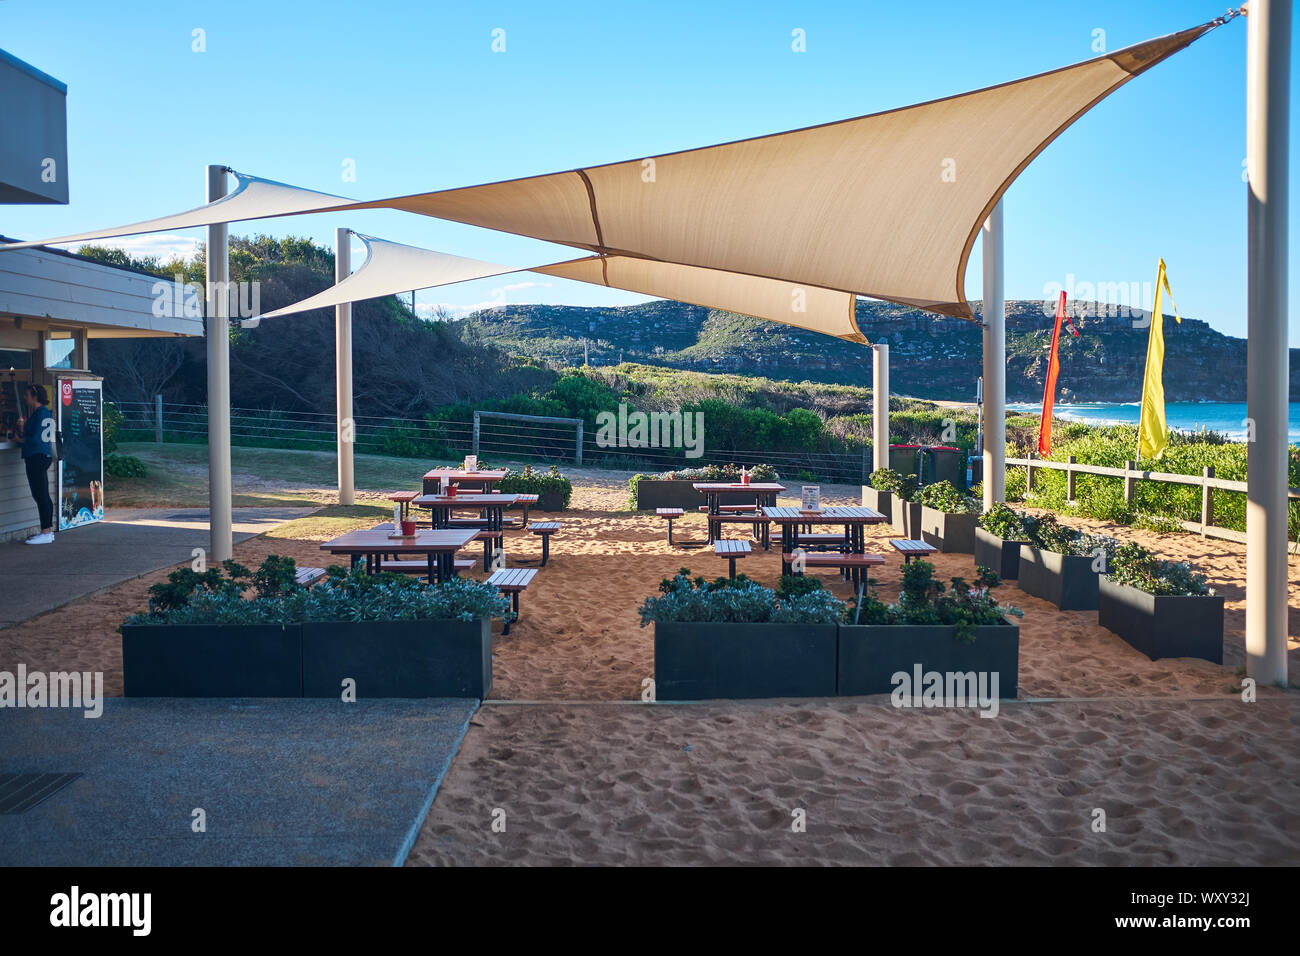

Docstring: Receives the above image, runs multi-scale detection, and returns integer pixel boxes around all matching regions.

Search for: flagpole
[1245,0,1289,687]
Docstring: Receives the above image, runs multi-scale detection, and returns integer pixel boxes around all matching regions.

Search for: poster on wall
[57,378,104,530]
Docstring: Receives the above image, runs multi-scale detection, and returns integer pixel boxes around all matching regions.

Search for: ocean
[1006,402,1300,443]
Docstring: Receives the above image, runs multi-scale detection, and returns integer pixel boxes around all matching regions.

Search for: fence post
[1066,455,1076,502]
[1123,460,1136,504]
[472,411,480,460]
[575,420,583,465]
[862,444,869,483]
[1201,465,1215,534]
[1026,452,1034,492]
[154,394,163,443]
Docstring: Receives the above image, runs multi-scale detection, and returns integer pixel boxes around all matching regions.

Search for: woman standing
[19,383,55,544]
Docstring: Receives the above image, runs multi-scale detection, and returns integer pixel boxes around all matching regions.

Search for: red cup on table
[447,483,458,498]
[400,518,417,537]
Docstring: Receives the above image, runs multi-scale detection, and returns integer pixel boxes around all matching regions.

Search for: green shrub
[499,464,573,509]
[977,502,1033,540]
[103,402,123,454]
[913,480,978,514]
[856,561,1022,642]
[638,568,847,625]
[1107,542,1211,596]
[868,468,918,500]
[104,454,147,479]
[1022,513,1120,561]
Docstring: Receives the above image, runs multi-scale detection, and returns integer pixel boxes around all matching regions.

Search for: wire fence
[114,401,874,484]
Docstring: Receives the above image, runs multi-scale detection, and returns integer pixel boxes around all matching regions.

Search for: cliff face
[463,299,1299,402]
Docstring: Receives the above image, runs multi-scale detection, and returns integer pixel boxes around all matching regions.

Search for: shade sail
[254,232,865,342]
[0,172,354,251]
[0,18,1225,325]
[255,234,522,319]
[338,22,1219,320]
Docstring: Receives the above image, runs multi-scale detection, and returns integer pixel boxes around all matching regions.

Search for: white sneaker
[25,532,54,545]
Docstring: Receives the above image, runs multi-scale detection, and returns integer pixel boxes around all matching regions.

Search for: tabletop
[423,468,508,482]
[692,482,786,493]
[321,528,478,554]
[413,493,520,507]
[763,506,885,523]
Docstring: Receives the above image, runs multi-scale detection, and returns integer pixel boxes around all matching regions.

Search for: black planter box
[861,486,893,525]
[654,622,837,700]
[1098,577,1224,663]
[302,618,492,698]
[122,623,302,697]
[838,623,1019,698]
[634,479,754,512]
[1017,546,1099,610]
[974,527,1027,580]
[534,491,566,512]
[919,507,977,553]
[894,500,922,538]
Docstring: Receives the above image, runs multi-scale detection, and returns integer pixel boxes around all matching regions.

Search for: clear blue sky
[1,0,1295,343]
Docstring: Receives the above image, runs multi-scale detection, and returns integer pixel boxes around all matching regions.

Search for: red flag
[1038,290,1067,455]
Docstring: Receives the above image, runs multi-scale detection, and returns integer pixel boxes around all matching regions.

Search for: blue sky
[0,0,1295,343]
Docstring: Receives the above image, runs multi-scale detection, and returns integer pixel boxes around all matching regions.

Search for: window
[44,336,76,370]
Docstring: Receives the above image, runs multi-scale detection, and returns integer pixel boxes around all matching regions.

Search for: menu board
[57,378,104,530]
[801,485,821,511]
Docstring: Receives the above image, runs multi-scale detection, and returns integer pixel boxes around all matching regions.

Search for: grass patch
[263,504,392,541]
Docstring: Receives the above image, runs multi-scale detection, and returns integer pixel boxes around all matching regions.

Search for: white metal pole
[1246,0,1290,687]
[206,165,232,562]
[335,227,355,506]
[981,200,1006,510]
[872,343,889,473]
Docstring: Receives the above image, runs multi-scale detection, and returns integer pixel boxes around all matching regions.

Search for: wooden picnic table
[320,528,478,584]
[693,482,785,543]
[413,493,519,566]
[763,506,886,574]
[422,468,508,495]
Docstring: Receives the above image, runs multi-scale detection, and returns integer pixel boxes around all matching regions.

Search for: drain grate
[0,772,82,814]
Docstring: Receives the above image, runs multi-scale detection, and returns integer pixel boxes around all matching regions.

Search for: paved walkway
[0,507,312,628]
[0,698,477,866]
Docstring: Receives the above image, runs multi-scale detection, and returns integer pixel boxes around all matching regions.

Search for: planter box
[838,623,1019,698]
[974,527,1028,580]
[534,491,566,512]
[1098,577,1224,663]
[122,624,302,697]
[302,618,492,698]
[918,507,977,553]
[894,500,922,538]
[654,622,837,700]
[633,479,754,512]
[861,486,893,525]
[1017,546,1099,610]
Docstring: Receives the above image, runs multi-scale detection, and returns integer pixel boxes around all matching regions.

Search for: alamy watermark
[891,665,1001,718]
[595,402,704,458]
[151,275,260,319]
[0,665,103,718]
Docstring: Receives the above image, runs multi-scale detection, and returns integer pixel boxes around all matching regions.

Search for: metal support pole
[1246,0,1290,686]
[575,420,583,465]
[154,394,163,443]
[981,200,1006,510]
[472,411,481,459]
[871,343,889,473]
[335,227,354,506]
[205,165,232,562]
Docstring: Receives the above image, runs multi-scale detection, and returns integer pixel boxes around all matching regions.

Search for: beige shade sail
[339,22,1220,320]
[0,19,1225,325]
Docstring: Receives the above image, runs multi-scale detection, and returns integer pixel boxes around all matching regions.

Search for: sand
[3,470,1298,865]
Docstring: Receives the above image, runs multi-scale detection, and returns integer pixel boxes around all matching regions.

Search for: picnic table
[422,468,508,495]
[320,528,478,584]
[412,493,519,530]
[693,482,785,543]
[763,506,886,574]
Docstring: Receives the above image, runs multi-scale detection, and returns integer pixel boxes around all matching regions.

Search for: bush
[862,561,1023,642]
[499,464,573,509]
[978,502,1034,540]
[868,468,918,500]
[103,402,123,455]
[638,568,847,625]
[1107,542,1211,596]
[1022,513,1121,561]
[103,454,147,479]
[913,480,979,514]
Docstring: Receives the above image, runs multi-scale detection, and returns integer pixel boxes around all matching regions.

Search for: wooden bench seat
[486,567,538,634]
[714,538,751,578]
[378,557,477,575]
[707,512,772,549]
[698,504,760,513]
[889,539,939,563]
[295,566,327,587]
[782,550,885,587]
[530,521,561,567]
[656,508,685,544]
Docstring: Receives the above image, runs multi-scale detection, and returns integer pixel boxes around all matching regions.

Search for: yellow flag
[1137,259,1181,460]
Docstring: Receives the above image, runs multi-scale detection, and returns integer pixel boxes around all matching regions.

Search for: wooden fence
[1006,454,1300,548]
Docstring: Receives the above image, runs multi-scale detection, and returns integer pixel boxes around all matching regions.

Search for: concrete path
[0,698,477,866]
[0,507,312,628]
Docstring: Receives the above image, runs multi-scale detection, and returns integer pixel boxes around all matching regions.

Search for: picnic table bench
[782,550,884,587]
[657,507,685,544]
[530,521,561,566]
[889,539,939,563]
[486,567,538,635]
[714,538,751,578]
[295,567,327,587]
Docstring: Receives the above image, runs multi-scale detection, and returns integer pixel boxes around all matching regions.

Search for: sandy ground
[3,469,1298,866]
